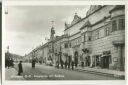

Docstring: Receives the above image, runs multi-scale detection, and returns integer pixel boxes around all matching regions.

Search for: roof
[71,13,81,25]
[109,5,125,13]
[86,5,102,16]
[64,6,106,31]
[80,20,91,30]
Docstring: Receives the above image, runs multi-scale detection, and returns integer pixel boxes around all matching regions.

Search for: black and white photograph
[0,1,2,84]
[4,4,125,82]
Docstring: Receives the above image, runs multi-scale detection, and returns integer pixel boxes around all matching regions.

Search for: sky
[5,5,90,56]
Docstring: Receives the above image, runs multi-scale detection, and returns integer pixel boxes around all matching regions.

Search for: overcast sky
[5,5,90,56]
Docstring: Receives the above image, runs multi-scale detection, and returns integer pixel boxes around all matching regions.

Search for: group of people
[54,49,92,70]
[56,52,78,70]
[5,58,14,68]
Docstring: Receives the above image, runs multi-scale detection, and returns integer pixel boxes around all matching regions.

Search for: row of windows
[81,18,125,41]
[94,18,124,41]
[70,37,81,47]
[56,18,125,48]
[64,37,81,48]
[82,34,91,42]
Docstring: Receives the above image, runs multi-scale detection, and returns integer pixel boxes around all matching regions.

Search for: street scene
[0,2,1,83]
[5,5,125,80]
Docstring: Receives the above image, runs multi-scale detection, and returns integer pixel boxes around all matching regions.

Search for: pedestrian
[71,55,74,70]
[68,55,71,69]
[74,53,78,68]
[18,61,23,76]
[81,53,84,68]
[32,59,36,68]
[71,61,74,70]
[65,60,67,69]
[56,60,59,68]
[10,58,14,67]
[5,58,9,68]
[60,59,63,69]
[65,54,68,69]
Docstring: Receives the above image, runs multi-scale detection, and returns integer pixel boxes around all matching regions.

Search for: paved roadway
[14,63,122,80]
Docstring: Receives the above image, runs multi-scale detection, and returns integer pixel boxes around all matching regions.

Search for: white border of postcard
[2,1,128,85]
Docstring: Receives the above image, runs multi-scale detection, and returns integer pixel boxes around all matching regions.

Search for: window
[81,35,85,42]
[105,27,110,36]
[64,43,68,48]
[71,41,74,47]
[92,31,95,40]
[88,36,91,41]
[95,30,99,39]
[76,39,78,45]
[118,19,125,30]
[75,39,77,45]
[112,20,117,32]
[84,33,86,42]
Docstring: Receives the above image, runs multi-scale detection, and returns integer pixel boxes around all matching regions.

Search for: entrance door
[102,56,110,69]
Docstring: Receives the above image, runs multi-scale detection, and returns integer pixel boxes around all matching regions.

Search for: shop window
[112,20,117,32]
[118,19,125,30]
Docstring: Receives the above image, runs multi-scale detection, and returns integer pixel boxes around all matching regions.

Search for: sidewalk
[38,63,125,79]
[75,66,125,79]
[5,68,25,80]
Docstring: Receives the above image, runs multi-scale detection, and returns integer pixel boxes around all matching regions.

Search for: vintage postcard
[2,1,126,85]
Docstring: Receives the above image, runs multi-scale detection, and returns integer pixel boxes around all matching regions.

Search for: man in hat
[18,61,23,76]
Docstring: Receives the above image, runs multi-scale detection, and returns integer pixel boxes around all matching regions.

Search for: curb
[53,66,124,79]
[75,68,125,79]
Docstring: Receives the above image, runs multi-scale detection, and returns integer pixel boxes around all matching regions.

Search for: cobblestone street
[5,63,124,80]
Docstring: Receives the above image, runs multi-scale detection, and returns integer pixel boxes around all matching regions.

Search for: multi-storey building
[64,5,125,71]
[25,5,125,71]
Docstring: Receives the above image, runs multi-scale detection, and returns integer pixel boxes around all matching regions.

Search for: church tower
[50,21,55,41]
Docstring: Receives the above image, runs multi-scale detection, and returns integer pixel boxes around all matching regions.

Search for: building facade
[25,5,125,71]
[64,5,125,71]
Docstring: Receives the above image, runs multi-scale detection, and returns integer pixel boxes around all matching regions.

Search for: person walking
[81,52,85,68]
[18,61,23,76]
[74,52,78,68]
[68,55,71,69]
[71,55,74,70]
[65,54,68,69]
[32,59,36,68]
